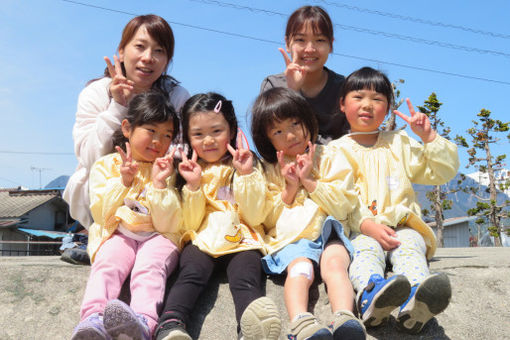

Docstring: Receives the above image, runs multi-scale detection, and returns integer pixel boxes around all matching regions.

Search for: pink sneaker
[71,313,111,340]
[103,299,150,340]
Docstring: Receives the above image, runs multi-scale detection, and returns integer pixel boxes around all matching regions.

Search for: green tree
[418,93,462,247]
[455,109,510,246]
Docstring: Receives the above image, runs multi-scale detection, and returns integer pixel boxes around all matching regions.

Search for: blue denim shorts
[262,216,354,274]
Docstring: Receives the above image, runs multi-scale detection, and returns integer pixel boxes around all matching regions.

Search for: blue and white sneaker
[71,313,111,340]
[356,274,411,327]
[396,272,451,334]
[103,299,151,340]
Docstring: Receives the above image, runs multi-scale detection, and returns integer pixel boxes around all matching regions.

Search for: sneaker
[240,296,281,340]
[356,274,411,328]
[71,313,111,340]
[103,299,150,340]
[331,310,366,340]
[61,247,90,265]
[287,313,332,340]
[155,319,192,340]
[396,272,451,334]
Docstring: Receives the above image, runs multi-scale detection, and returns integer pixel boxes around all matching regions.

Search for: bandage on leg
[288,261,313,280]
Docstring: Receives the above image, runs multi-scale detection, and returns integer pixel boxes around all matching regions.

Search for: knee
[287,258,315,283]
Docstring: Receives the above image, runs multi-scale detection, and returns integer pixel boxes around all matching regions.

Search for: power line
[61,0,510,86]
[313,0,510,39]
[189,0,510,58]
[0,151,74,155]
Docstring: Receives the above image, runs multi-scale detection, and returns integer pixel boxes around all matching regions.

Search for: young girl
[71,91,182,340]
[155,93,281,340]
[329,67,459,334]
[251,87,365,340]
[260,6,349,145]
[64,14,190,230]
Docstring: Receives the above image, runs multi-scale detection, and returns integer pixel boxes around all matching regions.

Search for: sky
[1,0,509,189]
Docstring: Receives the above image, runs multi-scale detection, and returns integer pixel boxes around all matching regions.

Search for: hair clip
[214,100,222,113]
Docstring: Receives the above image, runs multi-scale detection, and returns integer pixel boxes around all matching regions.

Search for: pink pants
[80,232,179,334]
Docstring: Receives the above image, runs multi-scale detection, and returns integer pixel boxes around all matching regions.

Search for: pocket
[197,211,242,252]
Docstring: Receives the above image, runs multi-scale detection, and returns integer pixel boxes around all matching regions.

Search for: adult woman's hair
[285,6,334,50]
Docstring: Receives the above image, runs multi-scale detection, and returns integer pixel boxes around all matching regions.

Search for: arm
[359,218,401,251]
[181,184,206,231]
[146,176,182,235]
[88,154,133,227]
[234,166,268,227]
[73,78,127,170]
[394,99,459,184]
[308,146,360,221]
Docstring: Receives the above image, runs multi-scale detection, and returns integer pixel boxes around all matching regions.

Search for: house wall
[0,230,30,256]
[23,201,58,230]
[442,221,470,248]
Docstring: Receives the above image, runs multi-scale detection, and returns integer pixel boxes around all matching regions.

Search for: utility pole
[30,166,51,189]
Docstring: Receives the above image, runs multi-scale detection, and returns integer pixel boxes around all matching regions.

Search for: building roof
[428,216,477,228]
[0,189,61,218]
[18,228,68,239]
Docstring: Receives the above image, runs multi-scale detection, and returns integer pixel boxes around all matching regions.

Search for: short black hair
[251,87,318,163]
[340,67,394,113]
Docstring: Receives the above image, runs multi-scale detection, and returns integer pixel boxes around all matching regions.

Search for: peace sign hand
[279,48,306,92]
[227,130,253,175]
[104,55,135,106]
[178,149,202,191]
[116,142,139,187]
[296,142,316,182]
[277,150,299,189]
[152,148,177,189]
[394,98,437,143]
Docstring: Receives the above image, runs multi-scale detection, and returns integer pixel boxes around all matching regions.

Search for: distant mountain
[44,175,69,189]
[414,170,510,220]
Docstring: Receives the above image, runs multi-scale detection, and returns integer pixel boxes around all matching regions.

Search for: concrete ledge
[1,247,509,339]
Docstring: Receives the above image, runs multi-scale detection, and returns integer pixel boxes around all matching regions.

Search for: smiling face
[341,88,389,133]
[119,25,169,92]
[188,111,233,163]
[267,118,310,157]
[122,120,174,162]
[286,23,332,74]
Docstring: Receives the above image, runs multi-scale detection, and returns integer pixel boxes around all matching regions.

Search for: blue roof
[18,228,68,239]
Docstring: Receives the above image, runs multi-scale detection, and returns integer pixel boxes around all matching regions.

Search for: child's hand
[116,142,138,187]
[394,98,437,143]
[178,149,202,191]
[360,219,401,251]
[296,142,317,192]
[104,55,135,106]
[279,48,306,92]
[227,130,253,175]
[277,150,299,188]
[277,150,299,205]
[152,148,176,189]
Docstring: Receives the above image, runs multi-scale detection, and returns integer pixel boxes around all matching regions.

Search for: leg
[321,242,365,340]
[320,242,352,313]
[227,250,281,340]
[389,228,429,285]
[349,234,385,292]
[285,257,315,320]
[130,235,180,333]
[80,233,136,320]
[156,244,214,339]
[350,234,410,328]
[391,228,451,334]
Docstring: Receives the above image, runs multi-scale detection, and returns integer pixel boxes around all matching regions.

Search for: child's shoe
[356,274,411,327]
[240,296,282,340]
[287,312,332,340]
[396,272,451,334]
[154,318,192,340]
[331,310,366,340]
[71,313,111,340]
[103,299,150,340]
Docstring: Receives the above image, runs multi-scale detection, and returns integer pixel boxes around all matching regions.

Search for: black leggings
[158,244,263,327]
